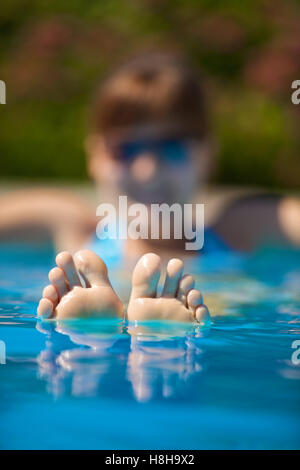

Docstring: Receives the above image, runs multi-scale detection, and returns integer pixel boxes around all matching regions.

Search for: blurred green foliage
[0,0,299,188]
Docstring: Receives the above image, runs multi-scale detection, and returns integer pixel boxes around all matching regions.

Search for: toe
[37,298,54,319]
[49,267,68,298]
[73,249,110,288]
[195,305,211,325]
[177,274,195,305]
[187,289,203,319]
[130,253,161,300]
[42,285,58,307]
[56,251,81,288]
[162,258,184,298]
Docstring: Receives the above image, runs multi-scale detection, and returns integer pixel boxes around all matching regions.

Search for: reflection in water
[127,324,206,402]
[36,319,209,402]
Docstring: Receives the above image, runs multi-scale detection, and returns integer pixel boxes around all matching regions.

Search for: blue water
[0,243,299,450]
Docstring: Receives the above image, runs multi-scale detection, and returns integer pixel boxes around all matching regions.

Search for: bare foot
[37,250,123,319]
[127,253,210,324]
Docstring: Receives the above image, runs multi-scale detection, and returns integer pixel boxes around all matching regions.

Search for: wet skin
[37,249,210,324]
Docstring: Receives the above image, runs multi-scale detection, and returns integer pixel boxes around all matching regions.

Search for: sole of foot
[37,250,124,319]
[127,253,210,324]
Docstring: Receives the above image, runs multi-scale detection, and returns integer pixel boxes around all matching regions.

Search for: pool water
[0,243,299,450]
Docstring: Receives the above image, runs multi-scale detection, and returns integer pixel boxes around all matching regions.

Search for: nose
[129,152,159,183]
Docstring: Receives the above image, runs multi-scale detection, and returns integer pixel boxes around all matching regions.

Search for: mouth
[124,181,180,205]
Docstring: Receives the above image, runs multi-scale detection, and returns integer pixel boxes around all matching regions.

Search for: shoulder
[211,192,284,251]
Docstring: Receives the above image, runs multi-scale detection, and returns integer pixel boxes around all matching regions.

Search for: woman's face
[89,125,209,205]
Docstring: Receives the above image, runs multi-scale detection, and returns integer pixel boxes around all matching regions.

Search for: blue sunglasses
[115,138,190,166]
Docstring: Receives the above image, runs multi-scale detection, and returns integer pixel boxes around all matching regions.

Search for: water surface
[0,243,299,449]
